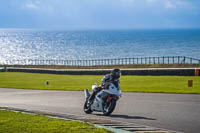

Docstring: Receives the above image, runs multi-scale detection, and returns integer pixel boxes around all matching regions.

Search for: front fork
[84,89,90,99]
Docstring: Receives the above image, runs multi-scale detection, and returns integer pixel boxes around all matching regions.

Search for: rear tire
[83,99,93,114]
[103,99,116,116]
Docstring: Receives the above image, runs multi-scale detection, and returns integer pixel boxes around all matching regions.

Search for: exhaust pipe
[84,89,90,98]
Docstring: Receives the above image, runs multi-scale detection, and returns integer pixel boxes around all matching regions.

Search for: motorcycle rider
[88,68,121,104]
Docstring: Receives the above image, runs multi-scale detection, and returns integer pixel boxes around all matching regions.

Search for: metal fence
[1,56,200,66]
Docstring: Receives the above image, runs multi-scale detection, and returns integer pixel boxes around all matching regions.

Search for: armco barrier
[7,68,200,76]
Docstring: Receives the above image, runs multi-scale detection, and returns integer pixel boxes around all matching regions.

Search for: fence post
[178,56,180,64]
[168,57,170,64]
[183,56,186,64]
[66,60,69,66]
[141,58,144,64]
[94,60,96,66]
[144,57,146,64]
[149,57,151,64]
[77,60,79,67]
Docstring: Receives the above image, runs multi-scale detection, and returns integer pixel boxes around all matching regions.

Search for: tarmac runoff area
[0,88,200,133]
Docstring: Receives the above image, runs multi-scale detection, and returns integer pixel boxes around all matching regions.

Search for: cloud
[165,0,176,8]
[23,0,39,10]
[164,0,190,9]
[145,0,156,3]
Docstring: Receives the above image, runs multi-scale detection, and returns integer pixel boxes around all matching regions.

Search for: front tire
[103,99,116,116]
[84,99,93,114]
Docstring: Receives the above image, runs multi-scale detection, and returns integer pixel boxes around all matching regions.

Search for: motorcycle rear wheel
[103,99,116,116]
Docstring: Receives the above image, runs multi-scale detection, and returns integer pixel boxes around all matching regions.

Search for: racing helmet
[111,68,121,79]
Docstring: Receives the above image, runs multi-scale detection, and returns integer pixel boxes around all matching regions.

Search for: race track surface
[0,88,199,133]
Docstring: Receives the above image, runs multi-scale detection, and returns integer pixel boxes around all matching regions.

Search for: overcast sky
[0,0,200,29]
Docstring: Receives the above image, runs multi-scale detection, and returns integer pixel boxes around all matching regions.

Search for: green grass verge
[0,110,111,133]
[0,72,200,94]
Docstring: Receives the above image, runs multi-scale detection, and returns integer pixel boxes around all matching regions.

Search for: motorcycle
[83,82,121,116]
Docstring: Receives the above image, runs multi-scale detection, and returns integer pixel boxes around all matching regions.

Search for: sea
[0,29,200,62]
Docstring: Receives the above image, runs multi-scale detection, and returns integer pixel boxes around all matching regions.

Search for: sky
[0,0,200,29]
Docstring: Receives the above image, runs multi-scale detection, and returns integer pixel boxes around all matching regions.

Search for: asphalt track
[0,88,200,133]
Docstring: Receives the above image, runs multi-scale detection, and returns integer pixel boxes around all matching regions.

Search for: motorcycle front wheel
[83,99,93,114]
[103,99,116,116]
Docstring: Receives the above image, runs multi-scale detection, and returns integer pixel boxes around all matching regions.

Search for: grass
[0,110,111,133]
[0,72,200,94]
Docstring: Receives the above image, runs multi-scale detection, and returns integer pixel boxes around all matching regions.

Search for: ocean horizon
[0,29,200,62]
